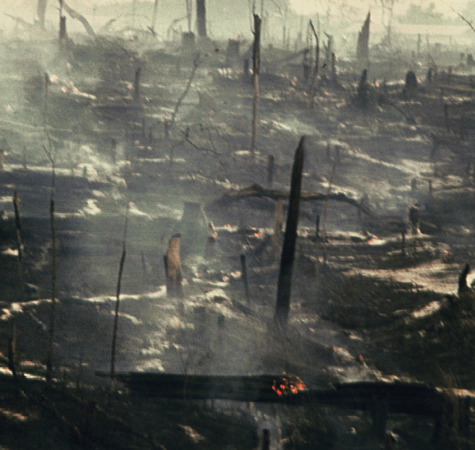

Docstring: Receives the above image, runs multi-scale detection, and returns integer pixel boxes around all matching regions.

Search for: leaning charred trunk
[196,0,207,38]
[275,137,305,330]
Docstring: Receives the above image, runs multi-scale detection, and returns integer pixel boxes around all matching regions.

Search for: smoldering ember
[2,0,475,448]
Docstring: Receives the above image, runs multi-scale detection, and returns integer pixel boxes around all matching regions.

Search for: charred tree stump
[165,234,184,299]
[356,12,370,69]
[262,429,270,450]
[273,198,284,259]
[244,58,250,78]
[331,52,337,85]
[204,222,217,258]
[404,70,418,97]
[267,155,274,186]
[408,201,419,235]
[275,137,305,329]
[196,0,207,38]
[251,14,262,163]
[59,16,67,42]
[134,67,141,104]
[357,69,370,109]
[240,254,250,306]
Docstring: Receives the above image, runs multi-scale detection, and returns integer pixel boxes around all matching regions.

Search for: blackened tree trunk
[37,0,48,28]
[196,0,207,38]
[275,137,305,330]
[356,12,370,68]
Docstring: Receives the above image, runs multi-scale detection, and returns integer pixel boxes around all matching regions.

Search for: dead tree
[307,20,319,109]
[196,0,207,38]
[62,1,95,38]
[149,0,159,36]
[37,0,48,28]
[251,14,262,163]
[357,12,370,69]
[164,234,184,298]
[357,69,370,109]
[275,137,305,330]
[404,70,418,97]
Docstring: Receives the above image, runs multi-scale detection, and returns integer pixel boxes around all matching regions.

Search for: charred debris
[1,3,475,449]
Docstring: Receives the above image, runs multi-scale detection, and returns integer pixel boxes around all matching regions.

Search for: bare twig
[439,0,475,34]
[167,55,200,136]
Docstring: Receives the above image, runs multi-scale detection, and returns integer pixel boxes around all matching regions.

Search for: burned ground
[0,22,474,450]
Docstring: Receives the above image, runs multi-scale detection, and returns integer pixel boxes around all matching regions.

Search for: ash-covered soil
[0,28,474,450]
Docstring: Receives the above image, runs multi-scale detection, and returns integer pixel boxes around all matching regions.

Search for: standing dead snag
[275,137,305,330]
[164,234,184,299]
[37,0,48,28]
[240,254,251,306]
[44,147,56,386]
[251,14,262,163]
[357,12,370,69]
[110,212,128,393]
[11,191,22,381]
[149,0,159,36]
[134,67,141,104]
[196,0,207,38]
[307,20,319,109]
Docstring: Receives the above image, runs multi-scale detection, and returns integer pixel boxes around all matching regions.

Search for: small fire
[272,376,306,396]
[253,231,262,238]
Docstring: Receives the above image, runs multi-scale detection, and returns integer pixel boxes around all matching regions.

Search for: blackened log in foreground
[93,372,471,418]
[211,183,370,215]
[275,137,305,329]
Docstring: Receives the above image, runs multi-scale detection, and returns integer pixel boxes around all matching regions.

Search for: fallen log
[210,183,371,215]
[93,372,471,419]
